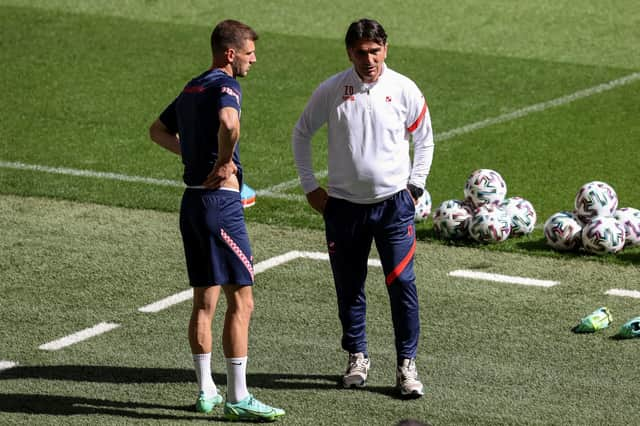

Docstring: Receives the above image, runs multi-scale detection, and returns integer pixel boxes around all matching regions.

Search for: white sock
[192,353,217,397]
[225,356,249,403]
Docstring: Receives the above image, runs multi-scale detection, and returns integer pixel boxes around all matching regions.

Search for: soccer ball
[414,189,432,222]
[432,199,473,239]
[464,169,507,208]
[613,207,640,247]
[543,211,583,251]
[468,204,511,243]
[500,196,537,236]
[574,181,618,223]
[581,216,625,255]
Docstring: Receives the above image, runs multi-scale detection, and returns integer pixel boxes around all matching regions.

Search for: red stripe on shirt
[183,85,205,93]
[407,102,427,133]
[385,236,416,286]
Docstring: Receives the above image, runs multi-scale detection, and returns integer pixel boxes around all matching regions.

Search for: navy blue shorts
[179,188,254,287]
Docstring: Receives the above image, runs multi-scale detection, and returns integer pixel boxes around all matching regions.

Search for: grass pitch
[1,1,639,231]
[1,1,640,424]
[1,195,639,425]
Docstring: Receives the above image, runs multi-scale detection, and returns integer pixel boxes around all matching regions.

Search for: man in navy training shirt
[149,19,284,421]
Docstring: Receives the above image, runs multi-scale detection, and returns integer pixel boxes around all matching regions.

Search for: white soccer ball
[464,168,507,208]
[414,189,432,222]
[613,207,640,247]
[432,199,473,240]
[581,216,625,255]
[543,211,583,251]
[500,196,537,236]
[468,204,511,243]
[574,181,618,223]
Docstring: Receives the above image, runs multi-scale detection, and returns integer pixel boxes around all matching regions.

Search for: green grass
[2,194,639,425]
[1,3,639,234]
[2,0,639,69]
[1,1,640,424]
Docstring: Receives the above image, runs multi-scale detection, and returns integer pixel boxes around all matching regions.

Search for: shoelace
[399,360,418,382]
[348,355,368,374]
[245,395,272,411]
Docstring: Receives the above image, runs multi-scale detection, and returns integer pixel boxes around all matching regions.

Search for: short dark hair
[211,19,258,55]
[345,18,387,48]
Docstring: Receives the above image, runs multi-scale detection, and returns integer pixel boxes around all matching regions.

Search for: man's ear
[224,47,236,63]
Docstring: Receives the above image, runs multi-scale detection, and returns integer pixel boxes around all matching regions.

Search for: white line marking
[254,250,310,273]
[436,72,640,141]
[265,71,640,191]
[298,250,330,261]
[448,269,559,287]
[0,361,18,372]
[137,289,193,313]
[0,160,307,201]
[38,322,121,351]
[258,171,328,198]
[295,250,381,266]
[255,190,305,201]
[139,250,381,313]
[3,73,637,200]
[605,288,640,299]
[0,161,183,187]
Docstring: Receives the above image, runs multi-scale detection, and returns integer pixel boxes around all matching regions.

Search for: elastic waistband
[186,186,239,193]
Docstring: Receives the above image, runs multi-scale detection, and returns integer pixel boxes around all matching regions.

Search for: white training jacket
[292,64,434,204]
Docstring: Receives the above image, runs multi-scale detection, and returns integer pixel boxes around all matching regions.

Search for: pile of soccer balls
[423,168,537,243]
[543,181,640,255]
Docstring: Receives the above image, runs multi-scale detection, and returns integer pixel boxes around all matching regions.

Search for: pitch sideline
[448,269,559,287]
[0,361,18,373]
[1,72,638,200]
[36,250,561,352]
[605,288,640,299]
[138,250,382,313]
[38,322,121,351]
[1,248,635,364]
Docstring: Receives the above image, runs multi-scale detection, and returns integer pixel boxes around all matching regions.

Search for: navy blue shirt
[160,68,243,186]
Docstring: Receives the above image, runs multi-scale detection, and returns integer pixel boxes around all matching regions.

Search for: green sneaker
[195,391,223,413]
[224,394,285,422]
[616,316,640,339]
[572,307,612,333]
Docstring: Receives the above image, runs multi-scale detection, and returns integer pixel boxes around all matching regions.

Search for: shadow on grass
[0,364,402,395]
[608,334,637,341]
[416,228,640,266]
[0,393,209,421]
[0,365,404,418]
[0,365,342,390]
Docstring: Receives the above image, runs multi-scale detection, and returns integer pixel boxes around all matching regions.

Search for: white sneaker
[396,358,424,398]
[343,352,370,388]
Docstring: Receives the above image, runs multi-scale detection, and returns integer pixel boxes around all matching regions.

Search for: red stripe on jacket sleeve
[407,102,427,133]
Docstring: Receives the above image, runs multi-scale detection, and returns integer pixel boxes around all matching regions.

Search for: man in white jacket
[292,18,435,398]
